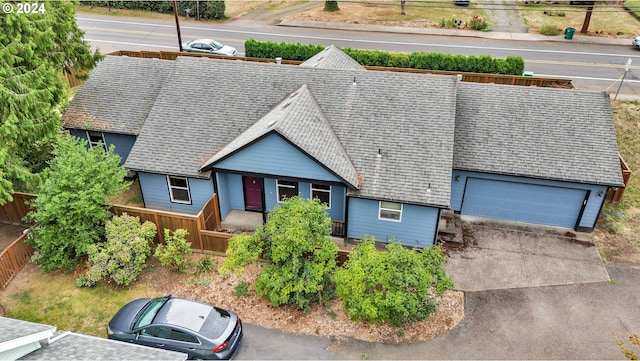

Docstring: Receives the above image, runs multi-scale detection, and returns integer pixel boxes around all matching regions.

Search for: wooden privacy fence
[111,194,221,252]
[607,153,632,203]
[0,192,35,225]
[107,50,574,89]
[0,232,33,289]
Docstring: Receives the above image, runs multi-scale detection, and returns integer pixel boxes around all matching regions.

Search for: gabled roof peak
[300,44,366,71]
[200,84,360,189]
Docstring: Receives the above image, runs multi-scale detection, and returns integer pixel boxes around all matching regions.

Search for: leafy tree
[154,229,192,272]
[333,239,453,327]
[0,0,102,204]
[324,1,339,12]
[26,134,129,272]
[222,196,338,312]
[85,214,157,286]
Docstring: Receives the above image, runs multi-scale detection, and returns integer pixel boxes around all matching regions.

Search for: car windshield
[134,297,170,329]
[210,41,223,50]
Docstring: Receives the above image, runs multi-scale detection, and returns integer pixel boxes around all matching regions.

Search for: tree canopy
[26,134,129,272]
[0,0,102,204]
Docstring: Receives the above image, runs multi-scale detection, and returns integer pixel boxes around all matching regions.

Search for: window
[141,326,168,339]
[168,329,199,344]
[311,183,331,208]
[379,201,403,222]
[86,131,106,151]
[276,180,298,202]
[167,176,191,204]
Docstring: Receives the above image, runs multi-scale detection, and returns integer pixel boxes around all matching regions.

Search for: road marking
[84,39,177,49]
[78,17,639,59]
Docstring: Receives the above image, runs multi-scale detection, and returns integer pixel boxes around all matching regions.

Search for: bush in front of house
[83,214,157,286]
[333,239,453,327]
[155,228,192,272]
[222,196,338,312]
[243,39,525,75]
[26,134,129,272]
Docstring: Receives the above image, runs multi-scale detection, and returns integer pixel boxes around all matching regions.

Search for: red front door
[243,176,263,211]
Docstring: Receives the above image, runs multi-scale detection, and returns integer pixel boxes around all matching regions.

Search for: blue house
[63,47,624,248]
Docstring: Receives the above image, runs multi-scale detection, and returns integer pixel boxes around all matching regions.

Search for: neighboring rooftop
[0,317,187,361]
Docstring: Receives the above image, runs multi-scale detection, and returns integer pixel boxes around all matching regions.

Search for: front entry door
[243,176,263,211]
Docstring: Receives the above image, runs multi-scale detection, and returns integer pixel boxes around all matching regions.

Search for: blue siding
[138,172,214,215]
[227,174,245,210]
[103,133,136,165]
[214,133,341,182]
[451,170,607,230]
[216,173,231,220]
[67,129,135,165]
[347,197,440,248]
[218,174,346,221]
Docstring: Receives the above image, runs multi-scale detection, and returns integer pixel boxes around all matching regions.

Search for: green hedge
[244,39,524,75]
[81,0,226,20]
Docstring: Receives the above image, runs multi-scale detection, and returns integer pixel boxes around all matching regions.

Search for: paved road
[234,265,640,360]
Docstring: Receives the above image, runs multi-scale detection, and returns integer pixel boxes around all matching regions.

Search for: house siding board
[138,172,213,215]
[215,133,342,183]
[227,174,245,210]
[347,197,439,248]
[102,133,136,165]
[264,178,278,211]
[216,173,231,220]
[451,170,605,229]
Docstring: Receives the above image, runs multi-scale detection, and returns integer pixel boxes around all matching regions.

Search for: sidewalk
[279,19,631,46]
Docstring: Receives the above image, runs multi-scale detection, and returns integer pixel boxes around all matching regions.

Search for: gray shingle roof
[300,44,366,71]
[454,82,624,187]
[62,56,173,134]
[125,57,458,207]
[201,84,360,189]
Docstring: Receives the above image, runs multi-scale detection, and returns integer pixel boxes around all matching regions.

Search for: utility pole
[173,0,183,52]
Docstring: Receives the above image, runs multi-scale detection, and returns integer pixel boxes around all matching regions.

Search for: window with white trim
[167,176,191,204]
[310,183,331,208]
[379,201,402,222]
[87,131,106,151]
[276,180,298,202]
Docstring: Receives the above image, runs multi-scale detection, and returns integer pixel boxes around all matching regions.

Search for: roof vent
[376,148,382,158]
[289,91,298,99]
[281,102,290,109]
[275,57,282,65]
[267,120,277,127]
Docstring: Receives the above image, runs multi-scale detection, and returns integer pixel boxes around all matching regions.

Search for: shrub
[85,214,157,286]
[234,282,250,298]
[469,15,490,31]
[195,255,217,275]
[26,134,129,272]
[222,196,338,312]
[154,229,192,272]
[333,240,453,327]
[540,24,561,36]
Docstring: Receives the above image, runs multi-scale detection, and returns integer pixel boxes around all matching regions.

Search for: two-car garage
[460,177,589,229]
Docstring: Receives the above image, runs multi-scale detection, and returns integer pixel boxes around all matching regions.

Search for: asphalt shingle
[300,44,366,71]
[201,84,360,188]
[125,56,458,207]
[454,82,624,187]
[62,56,173,134]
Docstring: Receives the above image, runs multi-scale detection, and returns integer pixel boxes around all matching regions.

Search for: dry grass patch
[520,4,640,36]
[284,1,484,28]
